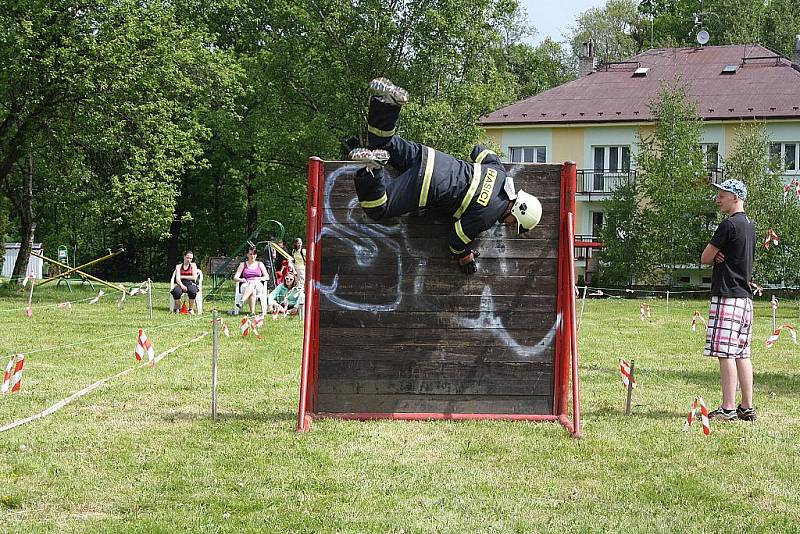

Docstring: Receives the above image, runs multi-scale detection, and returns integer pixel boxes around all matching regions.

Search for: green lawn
[1,284,799,532]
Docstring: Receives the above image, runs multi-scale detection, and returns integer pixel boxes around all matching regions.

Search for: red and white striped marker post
[766,324,798,348]
[764,228,779,250]
[135,329,156,367]
[640,303,645,322]
[683,396,711,436]
[620,358,637,415]
[2,354,25,394]
[691,310,706,332]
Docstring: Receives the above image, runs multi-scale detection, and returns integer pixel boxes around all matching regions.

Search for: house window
[591,211,604,237]
[509,146,546,163]
[592,146,631,191]
[770,142,799,172]
[701,143,719,171]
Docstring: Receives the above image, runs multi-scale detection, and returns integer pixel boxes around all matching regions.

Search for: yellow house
[480,43,800,284]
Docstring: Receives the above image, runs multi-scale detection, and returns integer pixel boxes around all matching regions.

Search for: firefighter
[349,78,542,274]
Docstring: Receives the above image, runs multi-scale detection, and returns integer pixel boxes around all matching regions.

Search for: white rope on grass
[0,294,104,314]
[0,332,208,433]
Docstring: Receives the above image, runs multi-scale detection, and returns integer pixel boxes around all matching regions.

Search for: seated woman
[170,250,199,313]
[230,246,270,315]
[268,271,302,316]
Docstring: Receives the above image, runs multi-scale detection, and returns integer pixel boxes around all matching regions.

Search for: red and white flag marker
[763,228,779,250]
[639,303,651,322]
[619,358,637,389]
[2,354,25,394]
[691,310,706,332]
[684,396,711,436]
[240,317,262,339]
[134,329,156,367]
[57,301,72,311]
[213,318,230,337]
[766,324,798,348]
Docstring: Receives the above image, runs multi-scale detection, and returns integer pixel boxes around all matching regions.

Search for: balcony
[574,234,603,261]
[576,169,636,200]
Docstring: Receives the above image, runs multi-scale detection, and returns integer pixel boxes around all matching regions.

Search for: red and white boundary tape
[783,178,800,202]
[239,316,265,338]
[639,303,651,321]
[619,358,637,389]
[213,318,230,337]
[2,354,25,394]
[135,328,156,367]
[683,396,711,435]
[691,310,706,332]
[0,333,208,434]
[766,324,798,348]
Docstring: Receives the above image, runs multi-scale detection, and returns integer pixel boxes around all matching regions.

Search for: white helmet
[511,190,542,233]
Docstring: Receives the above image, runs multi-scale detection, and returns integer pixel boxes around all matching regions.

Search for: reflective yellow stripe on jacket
[453,163,482,219]
[419,147,435,207]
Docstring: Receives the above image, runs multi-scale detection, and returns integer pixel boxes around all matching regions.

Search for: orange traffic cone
[180,302,189,315]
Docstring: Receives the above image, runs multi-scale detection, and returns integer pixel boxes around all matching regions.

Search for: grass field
[1,283,799,532]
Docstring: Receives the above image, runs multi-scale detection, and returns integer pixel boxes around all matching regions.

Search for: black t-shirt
[709,212,756,298]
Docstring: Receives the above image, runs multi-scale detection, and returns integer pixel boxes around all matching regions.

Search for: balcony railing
[708,168,799,186]
[574,234,603,261]
[576,169,636,200]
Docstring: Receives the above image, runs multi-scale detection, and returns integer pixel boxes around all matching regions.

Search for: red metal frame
[297,160,582,437]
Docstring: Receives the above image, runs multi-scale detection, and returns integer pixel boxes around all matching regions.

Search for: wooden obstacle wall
[301,161,569,418]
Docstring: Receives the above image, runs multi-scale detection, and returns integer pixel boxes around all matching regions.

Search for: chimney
[578,41,597,77]
[793,34,800,66]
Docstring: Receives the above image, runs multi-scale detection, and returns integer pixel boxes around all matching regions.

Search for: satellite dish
[697,28,710,45]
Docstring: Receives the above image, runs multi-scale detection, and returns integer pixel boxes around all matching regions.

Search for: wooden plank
[318,327,558,348]
[318,344,555,363]
[318,293,556,313]
[319,237,559,259]
[316,393,554,415]
[318,378,553,396]
[320,256,559,277]
[318,309,557,330]
[317,274,558,297]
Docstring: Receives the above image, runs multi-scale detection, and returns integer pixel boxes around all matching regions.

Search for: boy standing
[700,179,757,421]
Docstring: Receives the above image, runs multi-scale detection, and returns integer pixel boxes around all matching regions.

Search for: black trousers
[171,280,198,300]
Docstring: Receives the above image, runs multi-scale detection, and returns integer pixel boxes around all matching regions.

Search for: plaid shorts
[704,296,753,359]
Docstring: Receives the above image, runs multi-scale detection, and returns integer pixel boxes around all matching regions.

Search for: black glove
[459,259,477,275]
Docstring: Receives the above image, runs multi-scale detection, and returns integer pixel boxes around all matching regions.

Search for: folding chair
[235,280,268,315]
[169,270,204,314]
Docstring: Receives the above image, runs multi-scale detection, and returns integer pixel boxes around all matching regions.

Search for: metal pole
[147,278,152,320]
[212,309,219,421]
[27,273,35,307]
[578,285,588,331]
[666,290,670,319]
[625,359,635,416]
[771,294,776,332]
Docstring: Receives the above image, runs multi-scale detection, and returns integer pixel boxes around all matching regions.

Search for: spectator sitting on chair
[171,250,199,313]
[268,271,302,316]
[230,246,270,315]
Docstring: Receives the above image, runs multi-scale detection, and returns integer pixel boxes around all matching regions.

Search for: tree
[597,183,646,285]
[0,0,241,281]
[568,0,643,64]
[502,39,577,100]
[635,79,712,285]
[723,122,800,286]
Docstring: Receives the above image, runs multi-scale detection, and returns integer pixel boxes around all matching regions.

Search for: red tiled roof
[480,45,800,126]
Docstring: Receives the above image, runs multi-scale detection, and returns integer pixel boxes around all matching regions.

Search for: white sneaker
[368,78,409,106]
[349,148,390,170]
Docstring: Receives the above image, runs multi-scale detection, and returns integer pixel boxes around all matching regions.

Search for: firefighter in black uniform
[349,78,542,274]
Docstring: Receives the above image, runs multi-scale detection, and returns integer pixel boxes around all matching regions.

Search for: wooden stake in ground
[625,359,635,416]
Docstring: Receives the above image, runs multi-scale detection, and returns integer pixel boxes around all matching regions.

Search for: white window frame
[509,146,546,163]
[701,143,719,171]
[591,145,631,193]
[770,142,800,174]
